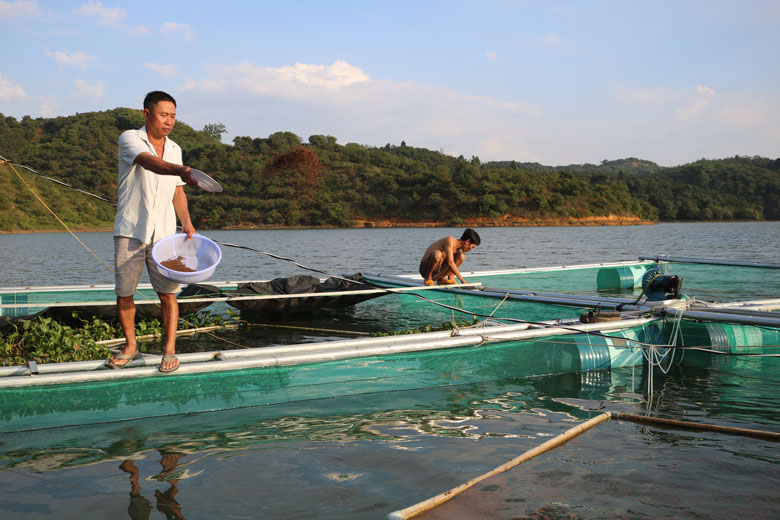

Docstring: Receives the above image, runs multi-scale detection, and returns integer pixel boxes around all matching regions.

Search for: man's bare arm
[444,237,466,283]
[172,186,195,239]
[134,152,196,185]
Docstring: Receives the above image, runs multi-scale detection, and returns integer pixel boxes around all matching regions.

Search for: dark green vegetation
[370,316,482,336]
[1,109,778,231]
[0,310,231,365]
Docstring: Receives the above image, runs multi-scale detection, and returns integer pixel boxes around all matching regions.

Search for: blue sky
[1,0,778,166]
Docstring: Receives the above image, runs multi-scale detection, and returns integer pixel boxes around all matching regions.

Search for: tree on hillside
[262,146,323,224]
[202,123,227,141]
[1,110,778,231]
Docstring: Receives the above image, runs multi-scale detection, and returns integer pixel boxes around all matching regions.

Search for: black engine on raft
[642,267,683,300]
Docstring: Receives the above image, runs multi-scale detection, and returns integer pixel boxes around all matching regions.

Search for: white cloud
[178,61,778,166]
[187,60,370,98]
[38,95,59,117]
[161,21,195,43]
[614,84,667,104]
[718,104,763,128]
[0,73,29,102]
[600,82,779,164]
[128,25,149,36]
[68,78,106,102]
[180,60,541,162]
[146,62,178,78]
[676,84,715,120]
[45,49,96,70]
[613,83,716,120]
[278,60,369,89]
[485,50,497,60]
[73,1,126,27]
[0,0,41,19]
[712,91,775,130]
[696,85,715,96]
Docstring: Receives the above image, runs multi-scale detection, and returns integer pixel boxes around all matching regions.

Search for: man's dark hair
[460,228,481,246]
[143,91,177,110]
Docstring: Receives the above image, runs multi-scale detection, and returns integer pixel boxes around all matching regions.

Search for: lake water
[2,222,779,286]
[0,223,779,519]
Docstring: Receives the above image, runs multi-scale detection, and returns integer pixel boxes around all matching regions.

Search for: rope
[247,322,370,336]
[2,156,539,331]
[5,156,776,362]
[683,346,780,357]
[0,156,657,344]
[487,292,510,317]
[2,159,115,273]
[0,155,116,205]
[2,158,249,351]
[640,308,681,396]
[2,156,490,349]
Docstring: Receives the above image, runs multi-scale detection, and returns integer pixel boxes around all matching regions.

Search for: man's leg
[117,295,137,351]
[424,261,437,285]
[111,236,145,367]
[421,252,442,286]
[441,251,465,284]
[429,251,451,284]
[158,292,179,372]
[107,297,139,368]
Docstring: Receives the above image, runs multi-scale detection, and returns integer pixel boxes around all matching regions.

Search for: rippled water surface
[2,222,778,286]
[0,223,778,519]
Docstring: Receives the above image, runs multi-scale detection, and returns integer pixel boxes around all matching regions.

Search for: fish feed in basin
[152,233,222,284]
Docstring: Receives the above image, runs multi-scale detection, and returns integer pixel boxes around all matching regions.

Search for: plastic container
[596,265,650,290]
[152,233,222,284]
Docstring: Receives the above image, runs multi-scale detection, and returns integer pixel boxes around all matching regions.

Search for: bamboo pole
[613,412,780,441]
[639,255,780,269]
[386,412,611,520]
[387,411,780,520]
[98,324,240,347]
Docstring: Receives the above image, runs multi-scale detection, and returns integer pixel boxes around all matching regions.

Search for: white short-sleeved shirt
[113,126,185,244]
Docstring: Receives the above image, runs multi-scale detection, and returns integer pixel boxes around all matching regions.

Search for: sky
[1,0,779,167]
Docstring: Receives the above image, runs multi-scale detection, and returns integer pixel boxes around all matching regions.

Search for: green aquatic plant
[183,309,235,328]
[370,316,481,337]
[0,310,234,366]
[0,316,112,366]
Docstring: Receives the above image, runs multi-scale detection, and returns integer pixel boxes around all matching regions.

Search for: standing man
[419,228,481,286]
[107,91,197,373]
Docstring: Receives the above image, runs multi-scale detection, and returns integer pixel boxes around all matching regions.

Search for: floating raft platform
[1,256,778,432]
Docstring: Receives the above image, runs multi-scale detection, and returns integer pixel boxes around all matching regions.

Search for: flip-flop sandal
[106,351,142,369]
[159,354,180,373]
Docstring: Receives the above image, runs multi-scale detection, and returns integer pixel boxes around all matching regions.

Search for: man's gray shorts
[114,236,180,297]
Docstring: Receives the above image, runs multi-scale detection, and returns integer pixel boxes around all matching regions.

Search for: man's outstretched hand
[180,166,197,186]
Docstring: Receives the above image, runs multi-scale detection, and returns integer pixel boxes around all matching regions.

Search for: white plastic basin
[152,233,222,284]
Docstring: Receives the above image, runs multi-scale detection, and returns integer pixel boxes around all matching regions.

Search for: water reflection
[119,452,187,520]
[0,366,778,519]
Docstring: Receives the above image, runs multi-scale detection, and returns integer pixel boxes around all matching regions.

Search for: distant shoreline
[5,216,778,234]
[1,216,657,234]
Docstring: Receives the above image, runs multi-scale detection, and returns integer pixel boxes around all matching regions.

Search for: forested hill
[1,109,778,231]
